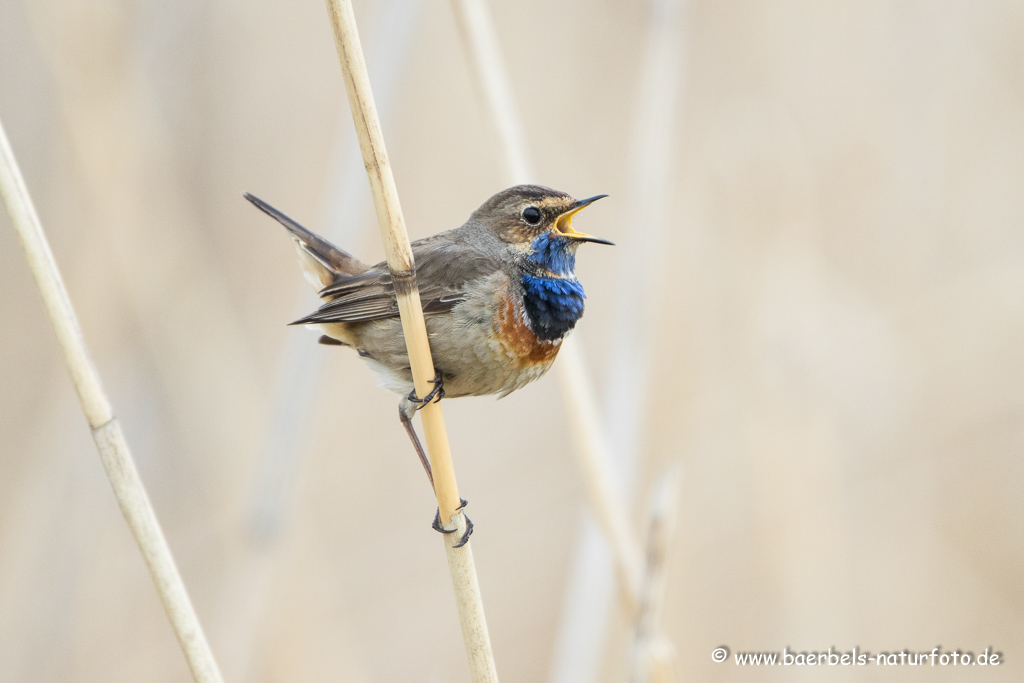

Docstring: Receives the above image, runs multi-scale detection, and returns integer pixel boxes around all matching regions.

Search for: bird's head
[471,185,612,275]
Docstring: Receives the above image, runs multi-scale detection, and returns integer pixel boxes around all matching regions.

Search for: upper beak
[554,194,614,245]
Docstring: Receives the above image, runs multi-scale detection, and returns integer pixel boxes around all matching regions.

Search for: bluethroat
[247,185,611,544]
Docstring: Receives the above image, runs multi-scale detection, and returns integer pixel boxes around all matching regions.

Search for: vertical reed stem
[554,0,688,676]
[449,0,531,184]
[629,467,682,682]
[322,2,498,680]
[449,0,645,611]
[0,120,224,683]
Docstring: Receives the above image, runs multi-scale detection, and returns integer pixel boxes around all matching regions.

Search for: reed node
[0,119,224,683]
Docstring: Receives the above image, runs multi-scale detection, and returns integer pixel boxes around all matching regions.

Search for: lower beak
[554,195,614,245]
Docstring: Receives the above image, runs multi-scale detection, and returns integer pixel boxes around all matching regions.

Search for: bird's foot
[431,498,472,548]
[407,370,445,410]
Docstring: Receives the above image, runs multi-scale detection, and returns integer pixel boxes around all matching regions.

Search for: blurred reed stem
[449,2,687,680]
[322,1,498,680]
[0,119,224,683]
[248,0,423,544]
[554,0,687,678]
[448,0,645,613]
[629,468,682,683]
[24,0,266,508]
[220,2,423,679]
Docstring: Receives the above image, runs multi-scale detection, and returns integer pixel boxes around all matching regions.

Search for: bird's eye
[522,206,542,225]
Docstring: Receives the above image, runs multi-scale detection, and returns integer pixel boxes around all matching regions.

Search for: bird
[246,185,611,545]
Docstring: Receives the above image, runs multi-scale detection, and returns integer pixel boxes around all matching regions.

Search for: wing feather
[291,233,501,325]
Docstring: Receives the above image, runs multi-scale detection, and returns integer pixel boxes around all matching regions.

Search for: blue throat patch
[528,231,577,275]
[522,233,586,341]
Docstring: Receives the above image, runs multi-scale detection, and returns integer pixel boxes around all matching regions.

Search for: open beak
[554,194,614,245]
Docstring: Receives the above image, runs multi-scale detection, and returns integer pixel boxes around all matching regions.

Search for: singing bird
[247,185,611,543]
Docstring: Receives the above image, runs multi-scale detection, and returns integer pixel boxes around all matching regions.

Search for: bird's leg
[405,370,445,410]
[400,379,473,547]
[398,402,433,488]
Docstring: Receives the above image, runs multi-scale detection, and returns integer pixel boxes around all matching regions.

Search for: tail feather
[244,193,370,290]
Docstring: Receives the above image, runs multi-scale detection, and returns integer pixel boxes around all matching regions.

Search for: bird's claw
[431,501,473,548]
[454,516,474,548]
[431,508,454,535]
[407,370,445,410]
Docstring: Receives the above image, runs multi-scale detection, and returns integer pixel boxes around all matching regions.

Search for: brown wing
[290,233,501,325]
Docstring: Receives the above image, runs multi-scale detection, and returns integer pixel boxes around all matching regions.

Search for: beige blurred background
[1,0,1023,681]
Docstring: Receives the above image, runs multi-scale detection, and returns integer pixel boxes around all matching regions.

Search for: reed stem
[322,1,498,680]
[0,119,224,683]
[249,0,424,544]
[629,467,682,682]
[449,0,645,612]
[553,0,688,676]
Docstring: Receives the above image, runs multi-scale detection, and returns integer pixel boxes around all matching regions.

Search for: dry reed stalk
[628,467,682,683]
[24,1,265,503]
[554,0,688,677]
[322,1,498,680]
[448,0,645,611]
[221,3,422,678]
[0,120,224,683]
[448,0,531,182]
[249,0,424,544]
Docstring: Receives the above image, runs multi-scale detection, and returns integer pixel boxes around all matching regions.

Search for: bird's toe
[453,515,474,548]
[431,506,473,548]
